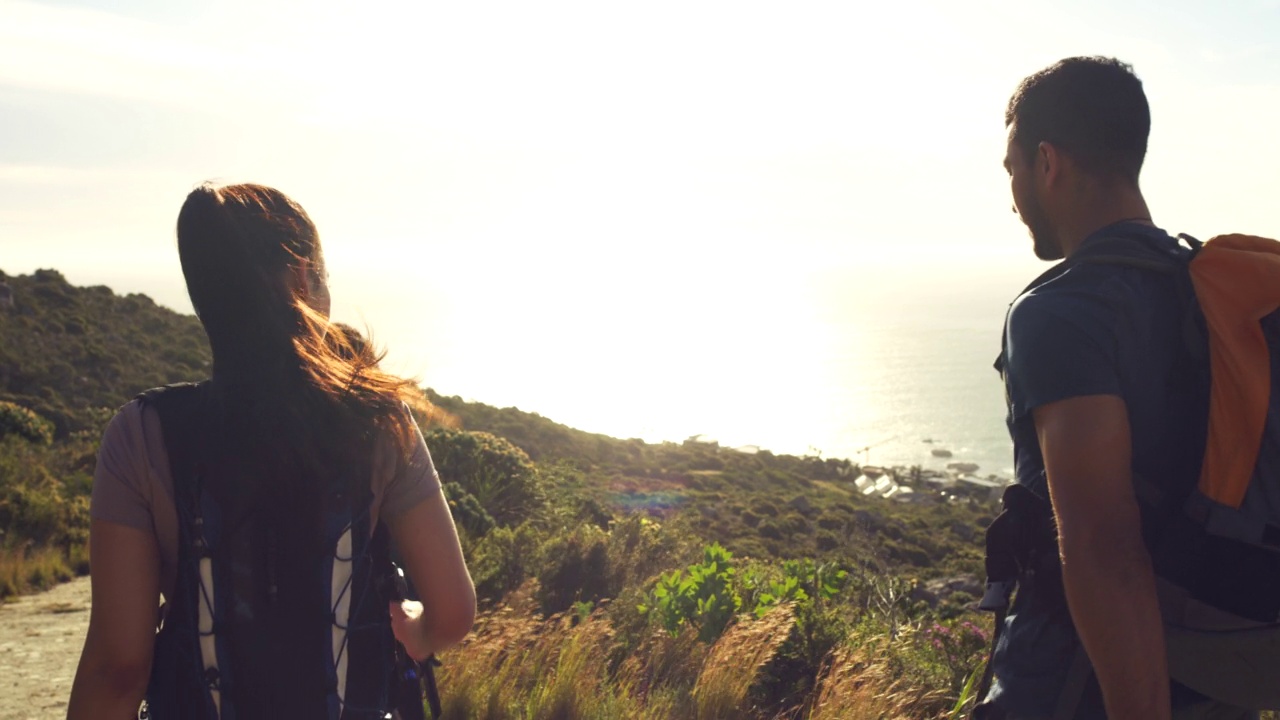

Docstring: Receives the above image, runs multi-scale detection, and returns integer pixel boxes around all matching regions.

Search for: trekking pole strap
[974,606,1007,706]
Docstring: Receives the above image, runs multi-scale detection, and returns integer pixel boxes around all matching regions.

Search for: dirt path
[0,577,90,720]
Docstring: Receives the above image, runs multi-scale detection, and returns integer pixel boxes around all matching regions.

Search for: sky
[4,0,1280,453]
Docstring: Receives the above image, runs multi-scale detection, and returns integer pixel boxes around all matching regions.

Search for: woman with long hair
[68,183,475,718]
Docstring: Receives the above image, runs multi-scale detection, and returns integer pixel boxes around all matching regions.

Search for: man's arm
[1034,394,1169,720]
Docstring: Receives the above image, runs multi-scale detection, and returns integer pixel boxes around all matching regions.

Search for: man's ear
[1037,141,1066,190]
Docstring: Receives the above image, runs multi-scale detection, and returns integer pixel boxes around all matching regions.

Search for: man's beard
[1021,196,1062,261]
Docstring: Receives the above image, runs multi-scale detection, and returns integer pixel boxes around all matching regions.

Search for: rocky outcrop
[910,574,984,607]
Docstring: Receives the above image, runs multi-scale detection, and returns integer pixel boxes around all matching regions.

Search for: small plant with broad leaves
[640,542,741,642]
[753,559,849,618]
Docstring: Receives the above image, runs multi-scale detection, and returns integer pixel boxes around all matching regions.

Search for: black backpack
[139,382,400,720]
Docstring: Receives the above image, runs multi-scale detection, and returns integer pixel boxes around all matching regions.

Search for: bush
[424,428,545,526]
[816,514,845,531]
[0,440,90,548]
[0,402,54,446]
[781,513,811,535]
[537,524,611,615]
[467,523,542,603]
[641,542,742,643]
[758,521,783,540]
[605,513,696,592]
[750,499,779,517]
[442,482,496,537]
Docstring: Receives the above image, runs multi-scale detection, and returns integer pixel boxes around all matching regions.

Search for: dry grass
[436,582,551,719]
[436,581,640,719]
[439,587,813,720]
[616,625,707,702]
[691,603,796,720]
[436,588,974,720]
[806,642,951,720]
[0,543,86,600]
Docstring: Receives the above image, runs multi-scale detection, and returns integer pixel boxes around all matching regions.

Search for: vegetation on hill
[0,268,1001,717]
[0,269,209,437]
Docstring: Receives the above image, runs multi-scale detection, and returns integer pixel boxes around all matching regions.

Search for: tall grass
[433,584,972,720]
[806,642,952,720]
[690,603,795,720]
[0,541,88,600]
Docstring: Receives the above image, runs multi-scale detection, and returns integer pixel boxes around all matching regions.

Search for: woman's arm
[387,487,476,661]
[68,518,161,719]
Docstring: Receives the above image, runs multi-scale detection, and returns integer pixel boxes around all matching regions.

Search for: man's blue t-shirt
[987,222,1208,718]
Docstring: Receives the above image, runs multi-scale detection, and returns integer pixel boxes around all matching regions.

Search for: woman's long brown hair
[176,183,424,470]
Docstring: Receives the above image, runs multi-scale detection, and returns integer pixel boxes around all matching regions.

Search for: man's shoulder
[1007,271,1118,335]
[1012,232,1183,327]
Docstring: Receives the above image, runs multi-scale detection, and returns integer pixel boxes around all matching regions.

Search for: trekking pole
[422,655,443,719]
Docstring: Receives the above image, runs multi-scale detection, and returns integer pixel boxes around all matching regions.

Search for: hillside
[429,388,988,575]
[0,269,210,437]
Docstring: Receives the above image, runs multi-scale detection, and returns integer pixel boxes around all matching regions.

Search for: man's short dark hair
[1006,56,1150,184]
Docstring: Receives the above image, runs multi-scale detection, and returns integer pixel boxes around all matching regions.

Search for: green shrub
[640,542,741,643]
[442,482,496,537]
[781,513,811,535]
[605,513,696,591]
[0,455,89,548]
[537,524,611,615]
[0,402,54,446]
[424,428,545,526]
[816,514,845,531]
[750,499,779,517]
[758,521,783,540]
[468,522,542,603]
[575,496,614,529]
[751,559,849,618]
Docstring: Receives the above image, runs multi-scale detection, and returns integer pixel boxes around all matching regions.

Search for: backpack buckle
[979,579,1017,612]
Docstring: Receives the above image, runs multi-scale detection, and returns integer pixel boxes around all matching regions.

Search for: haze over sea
[363,255,1032,480]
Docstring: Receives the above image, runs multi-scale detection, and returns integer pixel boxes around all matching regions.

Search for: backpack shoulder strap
[139,382,221,720]
[1077,232,1200,272]
[136,382,211,489]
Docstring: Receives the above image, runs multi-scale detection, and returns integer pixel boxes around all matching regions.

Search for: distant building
[954,475,1004,504]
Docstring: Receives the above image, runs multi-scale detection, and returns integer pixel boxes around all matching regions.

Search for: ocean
[352,258,1038,482]
[766,265,1027,481]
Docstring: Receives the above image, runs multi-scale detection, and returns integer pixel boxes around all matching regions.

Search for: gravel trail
[0,578,90,720]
